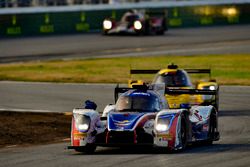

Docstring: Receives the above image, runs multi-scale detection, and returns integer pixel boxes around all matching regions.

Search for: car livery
[68,85,220,153]
[128,64,219,110]
[103,9,167,35]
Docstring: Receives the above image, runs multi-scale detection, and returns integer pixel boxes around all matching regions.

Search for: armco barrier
[0,1,250,37]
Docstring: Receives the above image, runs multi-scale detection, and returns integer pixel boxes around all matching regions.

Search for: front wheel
[177,114,187,151]
[205,112,216,145]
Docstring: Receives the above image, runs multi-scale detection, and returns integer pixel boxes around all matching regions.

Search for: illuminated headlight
[103,20,112,30]
[209,85,216,90]
[74,114,90,132]
[155,115,174,132]
[78,124,89,131]
[222,7,238,16]
[156,124,168,131]
[134,20,142,30]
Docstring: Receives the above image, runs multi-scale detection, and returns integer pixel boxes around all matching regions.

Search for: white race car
[68,85,220,153]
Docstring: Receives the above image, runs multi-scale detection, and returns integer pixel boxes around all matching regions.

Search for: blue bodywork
[108,112,145,130]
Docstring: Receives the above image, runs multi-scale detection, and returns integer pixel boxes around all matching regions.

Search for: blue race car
[68,85,220,153]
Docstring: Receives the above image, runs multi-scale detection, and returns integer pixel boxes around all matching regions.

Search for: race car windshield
[115,94,160,112]
[153,70,192,87]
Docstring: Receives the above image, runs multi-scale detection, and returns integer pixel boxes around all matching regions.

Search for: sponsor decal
[132,92,150,96]
[157,134,173,140]
[74,133,87,139]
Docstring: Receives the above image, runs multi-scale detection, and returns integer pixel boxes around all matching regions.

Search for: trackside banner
[0,1,250,37]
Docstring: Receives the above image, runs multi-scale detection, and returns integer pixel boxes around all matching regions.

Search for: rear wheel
[156,20,166,35]
[143,20,151,35]
[214,87,219,111]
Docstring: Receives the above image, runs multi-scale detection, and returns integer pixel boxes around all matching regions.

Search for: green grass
[0,54,250,85]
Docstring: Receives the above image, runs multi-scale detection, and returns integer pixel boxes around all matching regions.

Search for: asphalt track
[0,82,249,167]
[0,25,250,63]
[0,25,250,166]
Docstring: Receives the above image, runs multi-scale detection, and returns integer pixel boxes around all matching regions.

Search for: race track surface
[0,25,250,63]
[0,25,250,166]
[0,82,249,167]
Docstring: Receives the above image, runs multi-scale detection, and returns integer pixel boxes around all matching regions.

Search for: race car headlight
[103,20,112,30]
[209,85,216,90]
[155,114,175,132]
[134,20,142,30]
[74,114,90,132]
[202,85,216,90]
[78,124,89,131]
[156,124,169,132]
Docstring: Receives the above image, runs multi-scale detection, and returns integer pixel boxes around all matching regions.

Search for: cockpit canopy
[115,90,161,112]
[153,70,192,87]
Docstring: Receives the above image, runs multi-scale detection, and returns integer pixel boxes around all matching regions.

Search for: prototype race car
[103,9,167,35]
[68,85,220,153]
[128,64,219,110]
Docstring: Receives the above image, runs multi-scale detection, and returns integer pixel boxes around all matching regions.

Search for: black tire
[144,20,150,35]
[156,20,166,35]
[179,115,188,150]
[205,112,216,145]
[214,87,219,111]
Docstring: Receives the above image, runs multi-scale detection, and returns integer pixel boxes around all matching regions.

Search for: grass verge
[0,54,249,85]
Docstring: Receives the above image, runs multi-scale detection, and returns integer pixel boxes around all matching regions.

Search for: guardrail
[0,0,250,37]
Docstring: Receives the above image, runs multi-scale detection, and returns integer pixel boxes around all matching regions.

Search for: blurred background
[0,0,222,7]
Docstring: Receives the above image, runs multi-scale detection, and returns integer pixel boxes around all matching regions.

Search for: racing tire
[205,111,216,145]
[180,115,188,150]
[214,87,219,111]
[156,20,166,35]
[144,20,151,35]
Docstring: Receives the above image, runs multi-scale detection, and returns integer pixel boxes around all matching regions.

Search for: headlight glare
[103,20,112,30]
[134,20,142,30]
[156,114,174,132]
[156,124,168,131]
[74,114,90,132]
[209,85,216,90]
[78,124,89,131]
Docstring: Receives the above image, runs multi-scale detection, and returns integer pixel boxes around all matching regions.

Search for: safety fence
[0,1,250,37]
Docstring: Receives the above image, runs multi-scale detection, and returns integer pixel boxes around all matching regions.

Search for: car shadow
[69,142,250,155]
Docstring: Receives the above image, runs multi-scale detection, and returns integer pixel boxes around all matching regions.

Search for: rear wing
[114,84,149,102]
[165,88,217,95]
[130,69,159,74]
[130,69,211,75]
[114,84,218,102]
